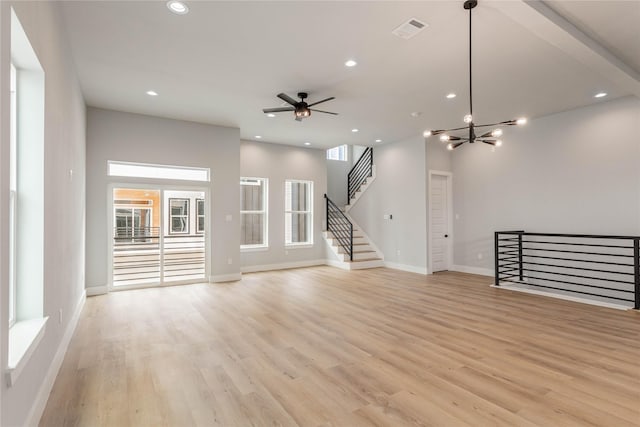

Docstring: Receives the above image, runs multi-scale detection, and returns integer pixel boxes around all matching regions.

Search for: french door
[111,186,207,289]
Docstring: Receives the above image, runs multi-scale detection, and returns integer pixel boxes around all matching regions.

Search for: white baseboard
[384,262,428,275]
[25,289,86,427]
[325,259,350,270]
[450,264,494,277]
[241,259,326,274]
[86,285,108,296]
[209,273,242,283]
[492,284,631,311]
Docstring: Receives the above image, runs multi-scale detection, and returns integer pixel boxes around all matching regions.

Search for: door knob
[445,234,449,238]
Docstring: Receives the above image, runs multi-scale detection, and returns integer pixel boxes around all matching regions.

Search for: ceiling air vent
[392,18,428,40]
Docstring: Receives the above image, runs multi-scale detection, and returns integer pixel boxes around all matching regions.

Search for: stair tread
[349,258,382,262]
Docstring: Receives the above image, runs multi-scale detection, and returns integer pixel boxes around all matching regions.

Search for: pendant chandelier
[424,0,527,150]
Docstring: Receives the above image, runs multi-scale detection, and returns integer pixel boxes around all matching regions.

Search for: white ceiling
[60,1,640,149]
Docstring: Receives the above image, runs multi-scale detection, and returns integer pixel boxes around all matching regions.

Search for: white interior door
[430,174,450,272]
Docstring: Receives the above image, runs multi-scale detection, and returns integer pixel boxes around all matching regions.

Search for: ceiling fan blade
[308,97,335,107]
[263,107,295,113]
[309,108,338,115]
[277,93,299,106]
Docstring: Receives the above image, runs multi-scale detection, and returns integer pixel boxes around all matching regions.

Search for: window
[9,62,17,327]
[326,145,348,161]
[241,178,268,248]
[285,180,313,245]
[108,161,210,182]
[196,199,205,233]
[169,198,189,234]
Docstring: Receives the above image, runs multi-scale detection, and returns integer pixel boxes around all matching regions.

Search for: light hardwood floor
[40,267,640,426]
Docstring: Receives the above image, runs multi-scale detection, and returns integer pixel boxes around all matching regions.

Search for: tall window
[9,62,17,326]
[241,178,268,248]
[196,199,205,233]
[285,180,313,245]
[169,198,189,234]
[326,145,348,161]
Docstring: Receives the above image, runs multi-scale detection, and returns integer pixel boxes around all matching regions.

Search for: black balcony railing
[348,147,373,202]
[495,231,640,309]
[325,194,353,261]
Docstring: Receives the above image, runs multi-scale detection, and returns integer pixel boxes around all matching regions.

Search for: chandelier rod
[469,2,473,118]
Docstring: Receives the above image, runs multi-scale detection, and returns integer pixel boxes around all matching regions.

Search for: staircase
[324,147,383,270]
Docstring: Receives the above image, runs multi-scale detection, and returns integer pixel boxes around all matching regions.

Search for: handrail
[347,147,373,202]
[495,230,640,309]
[325,194,353,261]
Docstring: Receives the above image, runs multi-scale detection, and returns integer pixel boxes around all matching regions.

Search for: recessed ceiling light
[255,135,262,139]
[304,142,311,146]
[146,90,158,96]
[345,59,357,67]
[167,0,189,15]
[351,128,359,133]
[446,93,456,99]
[266,113,276,118]
[410,111,422,118]
[594,92,607,98]
[375,139,382,143]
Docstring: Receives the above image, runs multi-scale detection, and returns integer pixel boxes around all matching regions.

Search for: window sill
[241,246,269,252]
[285,243,314,249]
[6,317,48,387]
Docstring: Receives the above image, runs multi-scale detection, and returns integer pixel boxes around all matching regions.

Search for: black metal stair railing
[325,194,353,261]
[495,230,640,309]
[348,147,373,203]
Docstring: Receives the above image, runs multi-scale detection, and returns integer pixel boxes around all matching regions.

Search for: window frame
[326,145,348,162]
[240,177,268,250]
[168,198,190,235]
[284,179,314,247]
[9,62,17,327]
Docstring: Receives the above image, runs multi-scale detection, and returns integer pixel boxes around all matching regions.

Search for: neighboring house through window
[196,198,205,233]
[169,198,189,234]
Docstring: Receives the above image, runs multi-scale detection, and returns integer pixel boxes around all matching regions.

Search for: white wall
[0,2,86,425]
[326,158,350,207]
[240,140,327,270]
[86,108,241,287]
[348,135,427,272]
[452,96,640,271]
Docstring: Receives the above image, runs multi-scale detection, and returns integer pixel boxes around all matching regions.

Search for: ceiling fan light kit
[425,0,526,151]
[262,92,338,121]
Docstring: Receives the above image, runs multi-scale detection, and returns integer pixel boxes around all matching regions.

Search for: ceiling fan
[262,92,338,121]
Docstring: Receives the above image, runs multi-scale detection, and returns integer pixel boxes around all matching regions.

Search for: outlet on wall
[477,253,483,260]
[227,257,233,265]
[58,309,63,324]
[396,249,401,257]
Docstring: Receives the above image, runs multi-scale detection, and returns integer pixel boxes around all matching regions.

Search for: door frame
[427,170,453,274]
[107,182,210,292]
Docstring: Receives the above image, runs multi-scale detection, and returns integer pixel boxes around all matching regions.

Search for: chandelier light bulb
[440,134,450,142]
[491,128,503,138]
[516,117,527,125]
[447,143,454,151]
[463,114,473,124]
[423,130,432,138]
[495,140,503,147]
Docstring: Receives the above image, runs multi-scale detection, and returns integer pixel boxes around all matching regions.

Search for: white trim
[284,243,314,249]
[492,284,631,311]
[241,259,326,273]
[325,259,350,270]
[6,317,48,387]
[209,273,242,283]
[384,262,428,275]
[428,170,454,275]
[86,285,108,296]
[24,290,86,427]
[450,264,494,277]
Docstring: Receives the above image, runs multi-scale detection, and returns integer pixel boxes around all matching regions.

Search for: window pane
[197,217,205,233]
[285,213,309,244]
[197,199,204,215]
[289,182,308,211]
[241,213,265,245]
[108,161,210,182]
[241,180,264,211]
[172,217,187,232]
